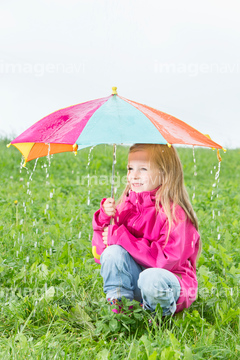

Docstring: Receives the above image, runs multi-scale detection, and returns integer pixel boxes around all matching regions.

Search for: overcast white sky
[0,0,239,148]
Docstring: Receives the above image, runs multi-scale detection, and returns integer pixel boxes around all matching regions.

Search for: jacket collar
[125,186,160,207]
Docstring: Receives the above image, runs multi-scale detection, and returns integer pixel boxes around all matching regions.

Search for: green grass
[0,139,240,359]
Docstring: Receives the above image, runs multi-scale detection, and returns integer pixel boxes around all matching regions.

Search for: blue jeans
[100,245,181,316]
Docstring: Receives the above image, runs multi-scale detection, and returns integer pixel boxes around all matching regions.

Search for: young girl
[92,144,201,315]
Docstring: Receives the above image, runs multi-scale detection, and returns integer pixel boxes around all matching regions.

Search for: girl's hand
[103,198,116,217]
[102,227,108,245]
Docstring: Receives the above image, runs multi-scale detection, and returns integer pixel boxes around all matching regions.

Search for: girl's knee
[138,268,162,289]
[100,245,127,265]
[138,268,177,292]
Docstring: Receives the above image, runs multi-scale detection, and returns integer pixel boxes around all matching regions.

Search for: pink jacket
[92,188,200,313]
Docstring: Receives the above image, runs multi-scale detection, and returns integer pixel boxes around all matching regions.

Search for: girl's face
[127,150,162,193]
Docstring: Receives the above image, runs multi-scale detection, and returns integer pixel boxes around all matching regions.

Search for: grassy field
[0,138,240,359]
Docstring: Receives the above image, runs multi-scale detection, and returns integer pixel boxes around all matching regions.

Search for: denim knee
[138,268,181,315]
[100,245,126,267]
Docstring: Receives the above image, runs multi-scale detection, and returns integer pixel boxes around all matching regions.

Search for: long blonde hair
[118,144,201,253]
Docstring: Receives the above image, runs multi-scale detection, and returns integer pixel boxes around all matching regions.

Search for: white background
[1,0,239,148]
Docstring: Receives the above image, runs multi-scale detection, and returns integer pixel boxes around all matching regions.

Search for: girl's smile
[127,150,162,193]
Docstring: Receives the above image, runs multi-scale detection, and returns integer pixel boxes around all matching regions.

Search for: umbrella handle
[111,144,117,198]
[110,144,117,226]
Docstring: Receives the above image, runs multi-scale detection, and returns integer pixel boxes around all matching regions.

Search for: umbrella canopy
[8,87,222,164]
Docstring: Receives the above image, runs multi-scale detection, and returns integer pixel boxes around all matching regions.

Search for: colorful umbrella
[8,87,223,166]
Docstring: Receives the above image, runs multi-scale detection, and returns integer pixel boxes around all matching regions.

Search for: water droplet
[49,248,52,255]
[26,256,29,263]
[218,211,220,216]
[34,242,37,248]
[212,210,215,219]
[78,232,81,239]
[16,251,19,257]
[218,234,221,240]
[52,239,54,246]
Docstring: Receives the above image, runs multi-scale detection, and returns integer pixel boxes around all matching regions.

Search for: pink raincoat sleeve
[92,198,112,229]
[107,219,198,269]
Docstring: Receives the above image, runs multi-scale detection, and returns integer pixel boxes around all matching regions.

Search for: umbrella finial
[112,87,117,95]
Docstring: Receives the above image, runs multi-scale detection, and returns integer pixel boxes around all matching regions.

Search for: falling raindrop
[192,147,197,176]
[78,232,81,239]
[26,256,29,263]
[85,146,95,205]
[49,248,52,256]
[218,234,221,240]
[34,242,37,248]
[212,210,215,219]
